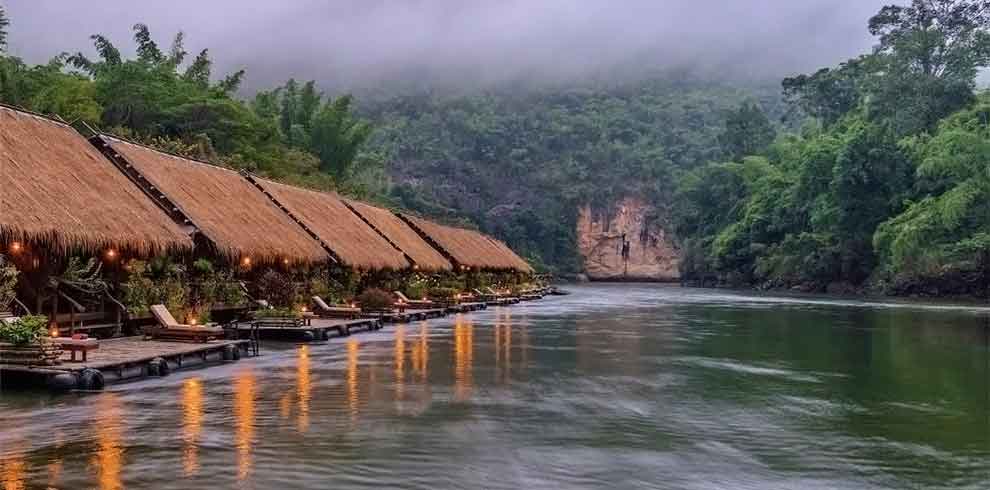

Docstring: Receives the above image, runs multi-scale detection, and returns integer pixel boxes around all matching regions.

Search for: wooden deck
[0,337,252,391]
[361,308,448,323]
[228,317,382,342]
[446,302,489,313]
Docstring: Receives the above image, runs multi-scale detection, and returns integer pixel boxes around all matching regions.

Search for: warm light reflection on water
[1,442,25,490]
[494,309,513,384]
[411,322,429,382]
[394,325,406,402]
[91,393,124,490]
[233,369,256,482]
[181,378,203,476]
[453,315,474,401]
[296,345,311,433]
[346,339,360,421]
[47,430,64,489]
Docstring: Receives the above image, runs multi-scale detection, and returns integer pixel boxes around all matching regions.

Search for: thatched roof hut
[0,107,192,256]
[345,200,452,272]
[399,214,532,273]
[486,236,533,273]
[100,136,328,265]
[248,177,410,270]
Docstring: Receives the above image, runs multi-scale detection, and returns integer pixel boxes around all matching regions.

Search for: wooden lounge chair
[486,287,520,304]
[147,305,223,343]
[474,288,508,305]
[312,296,362,319]
[393,291,437,310]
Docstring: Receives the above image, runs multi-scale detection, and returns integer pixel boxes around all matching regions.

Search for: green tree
[874,97,990,293]
[310,95,373,179]
[0,6,9,52]
[718,102,775,160]
[865,0,990,134]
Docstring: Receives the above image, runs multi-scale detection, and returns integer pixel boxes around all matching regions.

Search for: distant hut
[245,176,410,271]
[91,136,329,266]
[344,200,452,272]
[0,106,193,320]
[398,214,532,273]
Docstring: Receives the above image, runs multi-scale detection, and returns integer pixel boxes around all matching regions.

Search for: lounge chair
[312,296,362,319]
[393,291,437,310]
[474,288,508,305]
[486,287,520,304]
[147,305,223,343]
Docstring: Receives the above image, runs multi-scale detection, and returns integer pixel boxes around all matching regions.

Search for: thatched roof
[486,236,534,273]
[0,107,192,256]
[399,214,532,272]
[249,177,410,270]
[345,200,452,272]
[102,137,328,264]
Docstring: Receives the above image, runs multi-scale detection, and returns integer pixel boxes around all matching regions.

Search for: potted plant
[0,315,62,366]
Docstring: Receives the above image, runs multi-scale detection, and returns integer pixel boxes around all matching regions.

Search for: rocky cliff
[576,197,680,281]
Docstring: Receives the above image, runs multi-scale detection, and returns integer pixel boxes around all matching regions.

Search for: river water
[1,284,988,489]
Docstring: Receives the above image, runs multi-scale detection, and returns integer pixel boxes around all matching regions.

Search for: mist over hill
[6,0,886,92]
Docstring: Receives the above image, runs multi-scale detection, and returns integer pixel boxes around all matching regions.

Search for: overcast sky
[5,0,891,91]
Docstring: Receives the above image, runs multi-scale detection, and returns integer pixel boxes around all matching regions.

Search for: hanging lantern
[105,249,117,260]
[9,242,22,254]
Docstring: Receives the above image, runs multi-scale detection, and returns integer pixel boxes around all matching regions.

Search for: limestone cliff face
[576,197,680,281]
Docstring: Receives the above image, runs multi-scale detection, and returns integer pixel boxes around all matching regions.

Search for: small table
[55,338,100,362]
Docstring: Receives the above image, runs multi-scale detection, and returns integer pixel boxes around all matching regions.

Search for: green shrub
[253,307,299,319]
[254,269,296,308]
[428,287,459,301]
[357,288,394,310]
[0,256,18,312]
[0,315,49,345]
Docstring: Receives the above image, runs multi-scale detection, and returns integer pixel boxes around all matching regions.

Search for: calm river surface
[1,284,989,489]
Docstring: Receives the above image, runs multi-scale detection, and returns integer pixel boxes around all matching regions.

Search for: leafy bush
[122,259,190,315]
[254,269,297,308]
[0,255,18,312]
[356,288,394,310]
[428,287,459,301]
[0,315,49,345]
[253,307,299,319]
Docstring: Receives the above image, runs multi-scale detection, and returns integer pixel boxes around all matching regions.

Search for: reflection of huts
[345,200,452,272]
[0,106,193,323]
[398,214,532,273]
[92,135,329,266]
[246,176,410,271]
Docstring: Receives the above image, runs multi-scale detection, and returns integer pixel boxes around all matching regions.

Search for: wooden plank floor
[228,317,380,340]
[0,337,249,374]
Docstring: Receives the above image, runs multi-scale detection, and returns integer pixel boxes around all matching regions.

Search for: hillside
[362,80,785,274]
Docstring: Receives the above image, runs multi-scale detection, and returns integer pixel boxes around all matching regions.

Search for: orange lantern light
[9,242,22,254]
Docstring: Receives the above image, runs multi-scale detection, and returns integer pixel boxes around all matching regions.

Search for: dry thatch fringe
[345,199,452,272]
[485,236,534,273]
[0,106,193,257]
[251,177,411,270]
[399,214,532,272]
[103,136,329,265]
